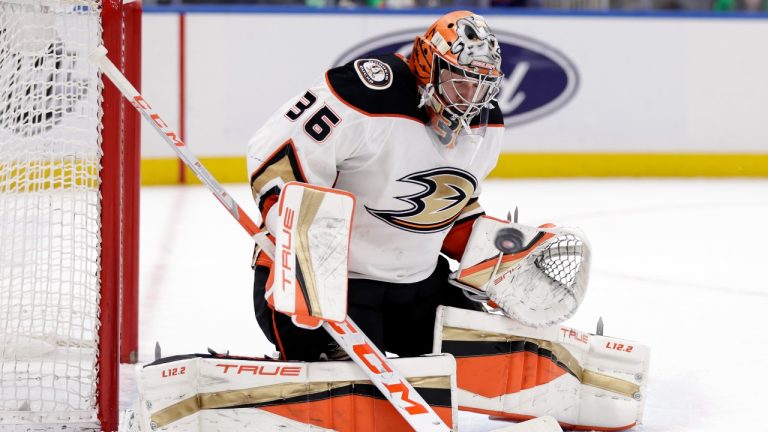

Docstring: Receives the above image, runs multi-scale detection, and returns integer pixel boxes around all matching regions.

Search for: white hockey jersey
[247,54,504,284]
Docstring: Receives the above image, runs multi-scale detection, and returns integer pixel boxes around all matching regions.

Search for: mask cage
[430,54,502,122]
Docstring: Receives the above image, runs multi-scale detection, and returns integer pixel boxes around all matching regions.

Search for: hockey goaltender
[128,11,650,432]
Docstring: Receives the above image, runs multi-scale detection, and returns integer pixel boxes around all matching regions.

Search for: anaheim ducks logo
[366,168,477,233]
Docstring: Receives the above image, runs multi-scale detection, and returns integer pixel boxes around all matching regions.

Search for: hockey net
[0,0,140,430]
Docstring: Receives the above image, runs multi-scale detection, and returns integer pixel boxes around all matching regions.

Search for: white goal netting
[0,0,104,428]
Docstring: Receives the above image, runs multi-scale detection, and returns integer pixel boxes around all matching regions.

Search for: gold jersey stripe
[251,157,299,195]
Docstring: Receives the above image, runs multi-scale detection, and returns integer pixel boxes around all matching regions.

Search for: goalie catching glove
[450,216,591,327]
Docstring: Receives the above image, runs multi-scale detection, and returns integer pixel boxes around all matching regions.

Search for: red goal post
[0,0,141,430]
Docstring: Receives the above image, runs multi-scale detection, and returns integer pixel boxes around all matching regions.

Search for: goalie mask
[409,11,503,148]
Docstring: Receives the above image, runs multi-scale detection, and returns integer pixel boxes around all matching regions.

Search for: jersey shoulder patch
[326,54,428,123]
[352,58,393,90]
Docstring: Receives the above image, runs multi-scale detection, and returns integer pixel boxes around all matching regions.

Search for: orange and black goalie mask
[409,11,503,148]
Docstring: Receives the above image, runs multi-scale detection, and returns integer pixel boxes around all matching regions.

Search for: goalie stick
[89,46,450,432]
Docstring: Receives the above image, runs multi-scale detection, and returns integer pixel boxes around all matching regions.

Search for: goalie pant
[253,255,481,361]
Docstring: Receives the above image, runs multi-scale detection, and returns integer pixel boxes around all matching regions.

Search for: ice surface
[126,179,768,432]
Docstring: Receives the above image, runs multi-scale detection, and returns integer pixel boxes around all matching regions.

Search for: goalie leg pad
[433,306,650,432]
[132,353,457,432]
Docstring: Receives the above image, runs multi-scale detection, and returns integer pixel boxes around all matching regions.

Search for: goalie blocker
[269,182,355,329]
